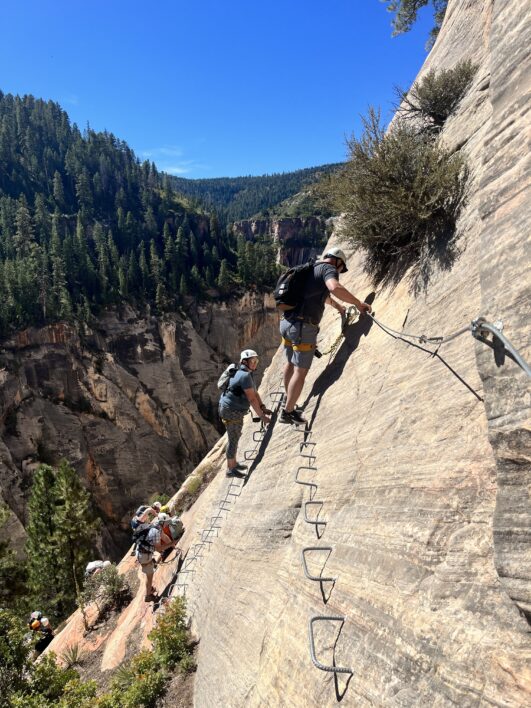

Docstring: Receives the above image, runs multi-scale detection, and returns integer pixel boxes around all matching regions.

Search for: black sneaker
[226,468,246,478]
[280,409,307,426]
[234,462,248,472]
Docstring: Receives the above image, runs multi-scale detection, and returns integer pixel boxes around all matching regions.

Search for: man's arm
[325,295,346,316]
[325,279,372,314]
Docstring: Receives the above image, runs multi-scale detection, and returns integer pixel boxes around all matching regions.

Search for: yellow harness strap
[281,337,315,352]
[222,417,243,425]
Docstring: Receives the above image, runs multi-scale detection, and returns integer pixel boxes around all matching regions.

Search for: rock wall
[0,293,279,557]
[43,1,530,705]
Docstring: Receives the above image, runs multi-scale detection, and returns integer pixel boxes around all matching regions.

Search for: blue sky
[0,0,433,178]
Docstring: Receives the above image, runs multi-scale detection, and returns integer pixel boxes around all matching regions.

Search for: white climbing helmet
[323,246,348,272]
[157,512,170,523]
[240,349,258,362]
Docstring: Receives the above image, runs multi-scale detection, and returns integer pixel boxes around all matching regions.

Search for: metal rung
[253,431,265,442]
[183,555,198,569]
[218,499,232,510]
[201,528,217,542]
[298,463,318,471]
[300,440,316,451]
[295,468,318,497]
[304,501,327,531]
[308,616,352,674]
[300,452,316,461]
[301,547,336,583]
[244,449,258,460]
[291,426,310,434]
[178,567,196,577]
[227,482,243,497]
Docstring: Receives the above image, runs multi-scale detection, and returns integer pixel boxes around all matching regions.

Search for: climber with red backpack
[274,247,372,425]
[218,349,272,478]
[133,512,180,602]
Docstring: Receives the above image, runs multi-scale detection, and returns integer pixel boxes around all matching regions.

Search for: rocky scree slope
[46,0,530,704]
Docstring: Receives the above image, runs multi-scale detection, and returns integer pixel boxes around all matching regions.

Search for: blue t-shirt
[219,366,255,413]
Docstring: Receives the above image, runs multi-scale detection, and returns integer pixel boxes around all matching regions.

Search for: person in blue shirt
[219,349,271,477]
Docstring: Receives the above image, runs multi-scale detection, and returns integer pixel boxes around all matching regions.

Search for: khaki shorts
[136,551,155,575]
[280,318,319,369]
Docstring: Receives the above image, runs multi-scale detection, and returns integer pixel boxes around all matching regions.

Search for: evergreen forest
[171,163,340,224]
[0,93,287,339]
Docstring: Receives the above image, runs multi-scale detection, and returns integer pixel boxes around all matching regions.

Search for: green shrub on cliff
[395,60,478,131]
[319,107,468,288]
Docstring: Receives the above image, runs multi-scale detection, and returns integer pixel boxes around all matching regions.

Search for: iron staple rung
[308,616,352,674]
[304,501,327,527]
[301,547,336,583]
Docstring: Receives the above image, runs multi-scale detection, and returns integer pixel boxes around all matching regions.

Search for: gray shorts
[136,551,155,575]
[280,318,319,370]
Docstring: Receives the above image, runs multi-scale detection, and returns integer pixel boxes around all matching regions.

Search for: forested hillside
[171,163,340,224]
[0,93,279,339]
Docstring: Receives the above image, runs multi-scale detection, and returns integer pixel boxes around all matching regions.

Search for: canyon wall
[44,1,530,705]
[0,293,279,556]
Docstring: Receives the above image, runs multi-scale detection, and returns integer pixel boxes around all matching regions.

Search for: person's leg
[283,360,294,393]
[225,419,243,472]
[285,366,310,412]
[280,318,294,399]
[283,322,317,411]
[145,567,155,598]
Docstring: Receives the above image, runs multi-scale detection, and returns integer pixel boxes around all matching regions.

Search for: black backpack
[273,260,314,312]
[132,522,154,553]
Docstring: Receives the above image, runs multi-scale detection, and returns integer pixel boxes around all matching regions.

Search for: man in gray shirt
[279,247,372,425]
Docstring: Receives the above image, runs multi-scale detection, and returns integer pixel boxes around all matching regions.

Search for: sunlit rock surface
[44,0,530,704]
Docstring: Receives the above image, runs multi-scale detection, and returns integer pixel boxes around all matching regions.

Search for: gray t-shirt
[290,262,338,324]
[219,367,255,413]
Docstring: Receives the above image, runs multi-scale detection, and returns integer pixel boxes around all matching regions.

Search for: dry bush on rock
[320,108,468,290]
[396,60,477,131]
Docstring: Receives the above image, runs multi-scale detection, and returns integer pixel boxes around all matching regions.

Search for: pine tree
[25,464,64,619]
[14,195,35,258]
[217,259,232,291]
[25,461,97,622]
[53,460,98,609]
[52,170,65,208]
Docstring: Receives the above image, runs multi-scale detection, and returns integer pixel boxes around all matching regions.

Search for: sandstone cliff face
[0,293,279,556]
[233,216,328,265]
[44,1,530,704]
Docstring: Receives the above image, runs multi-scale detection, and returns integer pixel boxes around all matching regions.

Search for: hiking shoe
[226,468,246,478]
[280,408,307,426]
[234,462,248,472]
